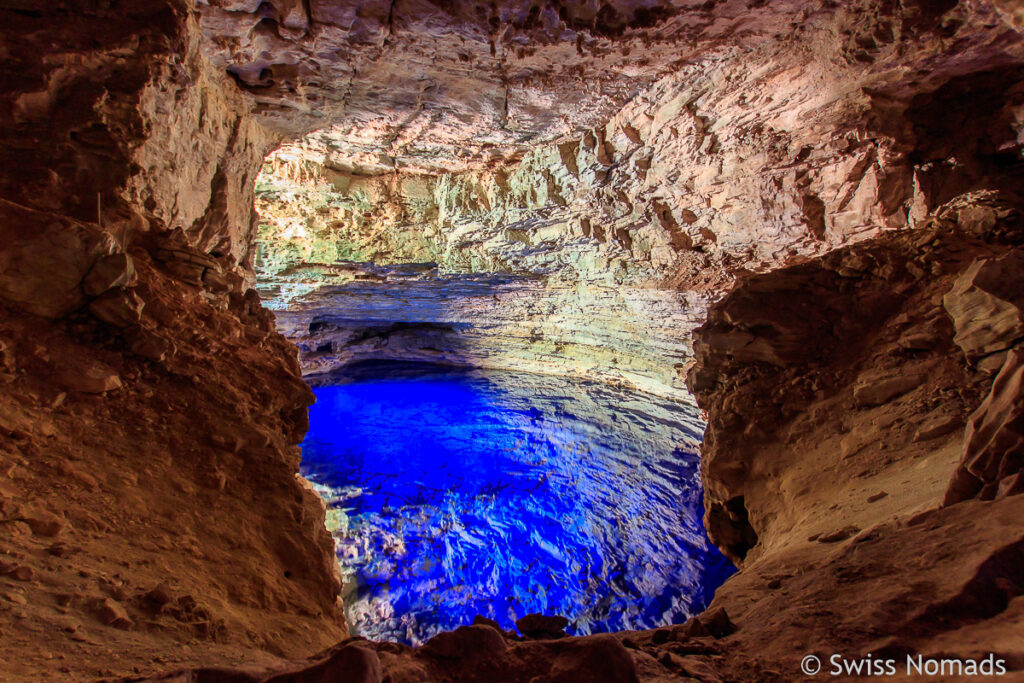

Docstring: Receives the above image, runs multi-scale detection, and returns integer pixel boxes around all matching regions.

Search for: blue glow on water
[300,362,734,644]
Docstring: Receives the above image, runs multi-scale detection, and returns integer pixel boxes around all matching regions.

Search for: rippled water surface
[300,362,734,644]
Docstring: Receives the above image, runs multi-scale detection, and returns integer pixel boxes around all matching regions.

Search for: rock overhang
[196,0,840,173]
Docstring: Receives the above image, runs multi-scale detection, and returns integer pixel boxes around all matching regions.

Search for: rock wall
[267,265,703,399]
[196,0,824,167]
[687,193,1024,675]
[0,2,347,679]
[255,0,1024,293]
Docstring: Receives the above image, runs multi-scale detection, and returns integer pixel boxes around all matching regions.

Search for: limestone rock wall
[255,0,1024,295]
[686,194,1024,675]
[268,266,705,399]
[196,0,818,167]
[0,3,347,678]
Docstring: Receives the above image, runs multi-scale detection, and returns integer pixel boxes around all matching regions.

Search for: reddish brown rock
[0,205,113,318]
[543,635,640,683]
[944,251,1024,369]
[262,644,382,683]
[914,414,964,442]
[21,508,68,538]
[84,253,137,297]
[89,288,146,328]
[94,598,133,630]
[516,613,570,639]
[422,625,508,658]
[945,349,1024,504]
[56,359,122,394]
[698,607,736,639]
[853,369,928,408]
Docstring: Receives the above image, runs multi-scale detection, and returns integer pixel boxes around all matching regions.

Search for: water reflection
[300,361,734,644]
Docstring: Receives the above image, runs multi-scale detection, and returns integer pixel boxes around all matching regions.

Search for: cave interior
[1,0,1023,681]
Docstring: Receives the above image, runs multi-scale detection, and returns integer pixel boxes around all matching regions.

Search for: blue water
[300,362,734,644]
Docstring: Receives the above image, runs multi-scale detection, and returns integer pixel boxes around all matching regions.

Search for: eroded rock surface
[0,2,346,679]
[688,199,1024,676]
[264,263,702,398]
[1,0,1024,680]
[252,0,1024,291]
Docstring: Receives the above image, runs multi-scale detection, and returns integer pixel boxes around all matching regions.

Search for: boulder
[944,251,1024,368]
[699,607,737,638]
[21,508,68,537]
[126,328,176,363]
[56,359,122,394]
[88,287,145,327]
[142,583,175,610]
[0,210,113,318]
[422,625,507,658]
[545,635,639,683]
[471,614,504,632]
[83,252,136,296]
[913,414,964,442]
[263,643,382,683]
[94,597,133,629]
[679,617,711,638]
[853,370,925,407]
[516,613,570,638]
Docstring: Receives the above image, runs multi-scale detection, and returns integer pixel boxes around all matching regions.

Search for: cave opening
[252,141,735,643]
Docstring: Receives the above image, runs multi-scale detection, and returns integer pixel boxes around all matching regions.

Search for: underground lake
[299,361,735,645]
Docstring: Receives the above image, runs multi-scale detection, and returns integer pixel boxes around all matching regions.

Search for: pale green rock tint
[253,128,713,401]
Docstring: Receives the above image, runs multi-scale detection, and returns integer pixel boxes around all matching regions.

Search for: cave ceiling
[197,0,817,174]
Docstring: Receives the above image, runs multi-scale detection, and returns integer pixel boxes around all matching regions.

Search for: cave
[1,1,1023,681]
[254,137,735,644]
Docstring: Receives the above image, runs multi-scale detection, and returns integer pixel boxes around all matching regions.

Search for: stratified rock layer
[264,263,702,398]
[687,198,1024,676]
[1,0,1023,681]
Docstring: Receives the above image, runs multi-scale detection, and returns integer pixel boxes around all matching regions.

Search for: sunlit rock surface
[3,0,1024,679]
[301,362,732,644]
[252,0,1024,296]
[263,263,702,398]
[197,0,811,169]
